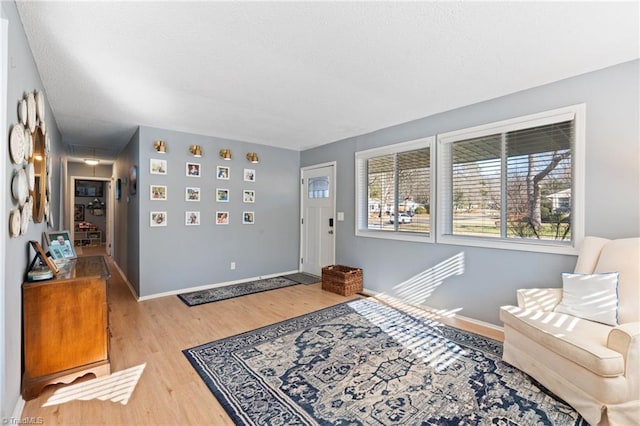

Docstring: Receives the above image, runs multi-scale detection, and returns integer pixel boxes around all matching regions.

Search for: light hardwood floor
[20,250,503,425]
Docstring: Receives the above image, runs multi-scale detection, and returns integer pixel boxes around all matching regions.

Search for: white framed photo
[216,188,229,202]
[244,168,255,182]
[185,211,200,226]
[186,162,201,177]
[216,165,230,180]
[185,187,200,202]
[243,189,255,203]
[150,211,167,227]
[150,185,167,200]
[216,211,229,225]
[242,211,255,225]
[150,158,167,175]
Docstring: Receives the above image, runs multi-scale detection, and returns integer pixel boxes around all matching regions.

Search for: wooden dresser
[22,255,111,400]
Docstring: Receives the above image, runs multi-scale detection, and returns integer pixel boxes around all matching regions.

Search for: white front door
[300,163,336,276]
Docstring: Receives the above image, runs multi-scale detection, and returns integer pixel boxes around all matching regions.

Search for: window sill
[436,234,579,255]
[355,229,433,244]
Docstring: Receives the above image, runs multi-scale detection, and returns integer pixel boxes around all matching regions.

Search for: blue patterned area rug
[178,276,300,306]
[183,298,586,425]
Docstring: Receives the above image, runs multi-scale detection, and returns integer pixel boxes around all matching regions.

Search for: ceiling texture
[15,1,639,163]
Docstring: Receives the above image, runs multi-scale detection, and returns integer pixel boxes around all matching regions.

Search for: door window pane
[308,176,329,199]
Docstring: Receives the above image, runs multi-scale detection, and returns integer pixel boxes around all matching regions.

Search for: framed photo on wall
[244,168,256,182]
[216,166,230,180]
[129,165,138,195]
[216,188,229,202]
[216,211,229,225]
[242,211,255,225]
[74,204,85,221]
[186,162,201,177]
[150,211,167,227]
[185,187,200,201]
[185,211,200,226]
[243,190,255,203]
[75,180,104,197]
[150,185,167,200]
[150,158,167,175]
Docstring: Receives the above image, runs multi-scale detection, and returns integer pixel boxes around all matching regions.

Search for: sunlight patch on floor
[42,363,146,407]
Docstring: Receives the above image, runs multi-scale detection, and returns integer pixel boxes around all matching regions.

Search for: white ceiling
[15,1,639,161]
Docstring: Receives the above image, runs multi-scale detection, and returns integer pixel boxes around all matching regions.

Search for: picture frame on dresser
[44,230,77,260]
[28,240,58,275]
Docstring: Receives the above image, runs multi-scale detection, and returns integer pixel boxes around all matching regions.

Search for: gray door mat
[283,272,321,285]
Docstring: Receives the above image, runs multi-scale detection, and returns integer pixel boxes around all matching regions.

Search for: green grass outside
[368,213,570,240]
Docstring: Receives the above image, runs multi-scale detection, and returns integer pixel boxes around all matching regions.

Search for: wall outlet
[230,262,236,270]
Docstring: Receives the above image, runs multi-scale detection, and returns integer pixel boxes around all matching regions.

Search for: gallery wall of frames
[147,145,258,228]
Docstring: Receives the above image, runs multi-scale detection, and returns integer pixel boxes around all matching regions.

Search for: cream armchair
[500,237,639,426]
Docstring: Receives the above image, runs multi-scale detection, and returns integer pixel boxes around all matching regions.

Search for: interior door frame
[0,18,8,415]
[299,161,337,274]
[69,175,113,255]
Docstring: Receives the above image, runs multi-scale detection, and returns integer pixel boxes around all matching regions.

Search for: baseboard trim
[137,269,301,301]
[12,396,25,421]
[110,260,139,301]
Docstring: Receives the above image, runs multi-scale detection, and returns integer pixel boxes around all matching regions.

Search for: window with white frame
[355,137,435,242]
[437,105,584,253]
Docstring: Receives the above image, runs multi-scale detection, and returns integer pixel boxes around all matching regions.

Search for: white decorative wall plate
[27,162,35,192]
[35,91,45,121]
[9,123,25,164]
[26,92,37,133]
[20,203,30,235]
[9,209,21,238]
[12,168,28,206]
[18,99,27,125]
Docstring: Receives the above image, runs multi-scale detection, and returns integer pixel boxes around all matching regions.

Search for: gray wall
[301,60,640,326]
[67,162,112,179]
[1,1,63,417]
[113,129,140,294]
[128,126,301,297]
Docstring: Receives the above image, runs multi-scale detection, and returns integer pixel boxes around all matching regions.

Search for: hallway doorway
[70,175,113,256]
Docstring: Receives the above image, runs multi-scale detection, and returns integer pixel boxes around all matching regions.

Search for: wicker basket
[321,265,363,296]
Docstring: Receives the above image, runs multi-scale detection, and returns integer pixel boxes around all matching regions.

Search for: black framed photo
[75,180,104,197]
[74,204,85,221]
[129,165,138,195]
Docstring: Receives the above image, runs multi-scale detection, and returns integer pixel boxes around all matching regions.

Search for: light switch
[337,212,344,221]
